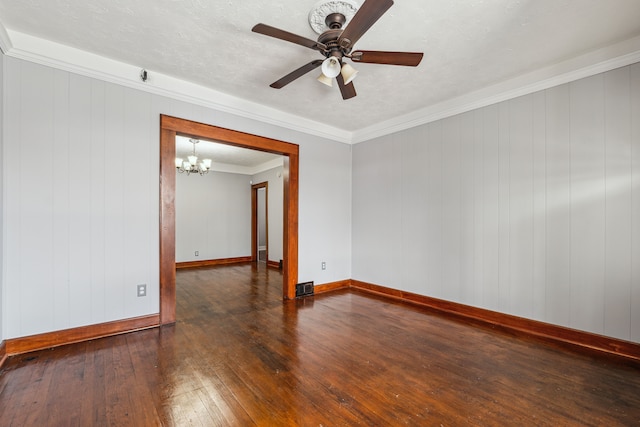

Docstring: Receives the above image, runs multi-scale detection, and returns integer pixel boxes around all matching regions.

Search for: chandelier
[175,139,212,176]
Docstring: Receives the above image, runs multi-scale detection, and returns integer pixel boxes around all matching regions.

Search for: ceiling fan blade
[269,60,323,89]
[252,23,326,51]
[351,50,423,66]
[336,73,357,100]
[338,0,394,49]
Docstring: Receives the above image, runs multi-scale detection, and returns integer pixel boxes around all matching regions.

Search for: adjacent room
[0,0,639,425]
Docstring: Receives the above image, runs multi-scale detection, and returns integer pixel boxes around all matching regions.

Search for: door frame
[159,115,299,324]
[251,182,269,263]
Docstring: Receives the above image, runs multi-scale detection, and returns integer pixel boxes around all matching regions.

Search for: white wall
[252,165,284,263]
[3,59,159,338]
[1,56,352,339]
[0,52,4,343]
[353,63,640,343]
[175,170,251,262]
[299,141,352,284]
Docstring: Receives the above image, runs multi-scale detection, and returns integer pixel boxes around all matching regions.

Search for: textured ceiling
[176,135,281,172]
[1,0,640,136]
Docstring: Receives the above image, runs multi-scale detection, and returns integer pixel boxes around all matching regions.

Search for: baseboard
[2,314,159,358]
[0,340,7,369]
[314,279,351,294]
[350,280,640,362]
[176,256,252,269]
[3,278,637,367]
[267,260,281,270]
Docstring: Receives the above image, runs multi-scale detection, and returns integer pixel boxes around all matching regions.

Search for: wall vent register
[295,281,314,298]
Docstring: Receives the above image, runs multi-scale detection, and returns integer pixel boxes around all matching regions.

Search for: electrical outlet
[321,261,326,270]
[137,284,147,297]
[195,251,199,256]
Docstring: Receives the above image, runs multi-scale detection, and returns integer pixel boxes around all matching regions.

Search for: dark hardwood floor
[1,263,639,426]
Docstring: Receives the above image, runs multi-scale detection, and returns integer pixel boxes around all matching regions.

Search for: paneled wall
[300,140,353,284]
[175,170,251,263]
[0,52,4,343]
[252,166,284,263]
[3,61,159,337]
[353,63,640,342]
[2,56,353,339]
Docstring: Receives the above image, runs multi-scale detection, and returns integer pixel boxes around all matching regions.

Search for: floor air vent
[295,281,314,298]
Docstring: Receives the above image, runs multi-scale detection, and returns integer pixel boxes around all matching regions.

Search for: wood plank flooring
[1,263,639,426]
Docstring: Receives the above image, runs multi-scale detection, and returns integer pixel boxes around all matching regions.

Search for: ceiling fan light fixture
[340,62,358,84]
[317,73,333,87]
[321,56,341,78]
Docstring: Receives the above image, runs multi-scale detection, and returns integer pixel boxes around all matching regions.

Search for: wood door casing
[159,115,299,324]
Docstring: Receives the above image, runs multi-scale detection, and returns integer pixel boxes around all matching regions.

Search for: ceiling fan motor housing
[318,29,349,59]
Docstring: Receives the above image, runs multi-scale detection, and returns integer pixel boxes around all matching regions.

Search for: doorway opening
[159,115,299,324]
[252,182,269,264]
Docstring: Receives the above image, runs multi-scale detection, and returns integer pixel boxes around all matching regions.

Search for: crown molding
[0,21,12,53]
[208,157,283,176]
[2,30,353,144]
[352,35,640,143]
[2,27,639,146]
[249,157,285,175]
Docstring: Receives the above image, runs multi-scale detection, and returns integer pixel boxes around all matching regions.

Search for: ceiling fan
[252,0,423,100]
